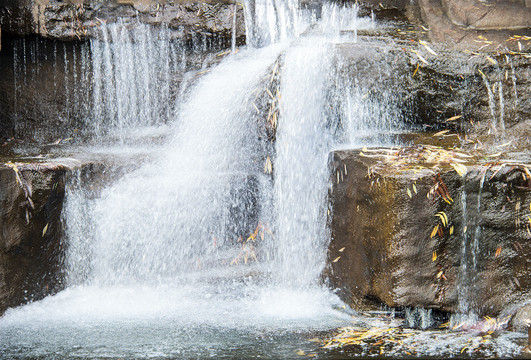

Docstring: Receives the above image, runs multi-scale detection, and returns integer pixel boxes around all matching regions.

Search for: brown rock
[327,149,531,316]
[442,0,531,30]
[419,0,531,51]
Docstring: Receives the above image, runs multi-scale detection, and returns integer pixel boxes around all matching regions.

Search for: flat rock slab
[327,147,531,318]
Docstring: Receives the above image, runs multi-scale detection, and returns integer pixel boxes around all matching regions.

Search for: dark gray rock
[0,1,245,43]
[0,161,67,315]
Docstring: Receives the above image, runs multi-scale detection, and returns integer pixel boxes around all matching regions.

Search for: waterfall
[452,170,487,326]
[1,0,393,344]
[244,0,300,47]
[89,22,175,141]
[273,37,334,287]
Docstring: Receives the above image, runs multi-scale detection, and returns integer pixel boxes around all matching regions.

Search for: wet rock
[441,0,531,30]
[0,156,142,315]
[327,148,531,316]
[335,39,530,135]
[0,161,67,315]
[509,303,531,331]
[0,1,245,44]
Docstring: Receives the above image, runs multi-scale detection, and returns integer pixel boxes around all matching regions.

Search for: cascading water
[452,170,488,327]
[2,1,525,358]
[89,22,176,140]
[273,38,334,288]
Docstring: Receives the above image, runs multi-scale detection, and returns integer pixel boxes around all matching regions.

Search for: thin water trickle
[89,22,175,141]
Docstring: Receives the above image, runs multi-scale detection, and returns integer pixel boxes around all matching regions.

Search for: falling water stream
[0,1,527,358]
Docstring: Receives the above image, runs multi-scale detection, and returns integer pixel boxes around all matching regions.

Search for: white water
[90,22,176,140]
[1,3,390,337]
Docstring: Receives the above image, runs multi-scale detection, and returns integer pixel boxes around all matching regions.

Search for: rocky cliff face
[327,149,531,318]
[0,1,245,44]
[0,162,67,314]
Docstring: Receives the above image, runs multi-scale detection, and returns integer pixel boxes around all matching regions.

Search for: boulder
[0,155,143,315]
[335,39,530,134]
[441,0,531,30]
[0,161,67,315]
[327,148,531,317]
[419,0,531,51]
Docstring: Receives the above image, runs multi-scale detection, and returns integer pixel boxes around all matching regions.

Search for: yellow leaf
[407,188,412,198]
[264,156,272,174]
[432,251,437,262]
[449,226,454,235]
[411,49,429,64]
[338,247,346,252]
[413,183,417,194]
[436,212,448,227]
[412,63,419,77]
[419,40,438,56]
[431,224,439,238]
[433,130,450,136]
[451,163,467,177]
[332,256,341,263]
[42,223,49,237]
[463,225,467,233]
[296,350,305,356]
[437,270,443,279]
[486,56,497,65]
[445,115,463,122]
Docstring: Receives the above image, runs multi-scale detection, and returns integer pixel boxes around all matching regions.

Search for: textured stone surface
[0,156,144,315]
[327,149,531,317]
[335,39,530,135]
[0,1,245,43]
[0,162,67,315]
[419,0,531,51]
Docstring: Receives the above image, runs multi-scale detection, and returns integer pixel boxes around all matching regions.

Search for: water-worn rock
[0,161,67,315]
[0,1,245,44]
[327,149,531,317]
[335,39,530,134]
[0,155,146,315]
[418,0,531,51]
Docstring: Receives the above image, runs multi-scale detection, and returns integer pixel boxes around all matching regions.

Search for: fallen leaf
[446,115,463,122]
[431,224,439,238]
[419,40,438,56]
[412,63,419,77]
[451,163,467,177]
[42,223,49,237]
[332,256,341,263]
[339,247,346,252]
[486,56,497,65]
[433,130,450,136]
[495,246,501,258]
[432,251,437,262]
[264,156,272,174]
[411,49,429,64]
